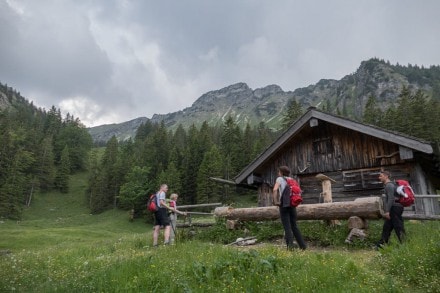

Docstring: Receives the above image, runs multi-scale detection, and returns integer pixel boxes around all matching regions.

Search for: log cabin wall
[255,121,426,205]
[258,164,415,205]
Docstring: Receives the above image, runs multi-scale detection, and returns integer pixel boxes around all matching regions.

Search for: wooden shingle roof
[234,108,434,184]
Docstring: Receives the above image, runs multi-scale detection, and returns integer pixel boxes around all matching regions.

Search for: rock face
[87,117,149,145]
[77,59,440,142]
[150,82,294,131]
[150,58,440,133]
[2,59,439,144]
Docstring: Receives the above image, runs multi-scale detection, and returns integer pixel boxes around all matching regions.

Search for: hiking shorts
[154,208,170,227]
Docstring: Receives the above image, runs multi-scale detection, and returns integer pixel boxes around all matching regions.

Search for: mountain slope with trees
[0,83,93,219]
[87,58,440,143]
[1,58,440,220]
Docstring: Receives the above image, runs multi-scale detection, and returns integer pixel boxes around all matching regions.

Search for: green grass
[0,172,439,292]
[0,172,149,251]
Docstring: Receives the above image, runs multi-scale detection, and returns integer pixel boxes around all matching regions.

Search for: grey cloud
[1,0,440,126]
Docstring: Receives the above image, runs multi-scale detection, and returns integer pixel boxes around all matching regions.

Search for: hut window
[343,168,382,191]
[313,137,334,155]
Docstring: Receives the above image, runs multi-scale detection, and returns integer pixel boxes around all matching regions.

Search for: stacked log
[214,197,384,221]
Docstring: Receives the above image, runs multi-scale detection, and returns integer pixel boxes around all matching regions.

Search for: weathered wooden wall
[259,121,404,181]
[251,121,437,208]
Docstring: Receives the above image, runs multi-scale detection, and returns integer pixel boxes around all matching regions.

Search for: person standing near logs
[273,165,307,250]
[168,193,187,244]
[153,184,171,247]
[375,170,405,249]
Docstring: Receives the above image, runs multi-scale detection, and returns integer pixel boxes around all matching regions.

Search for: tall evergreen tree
[363,95,382,125]
[55,145,70,193]
[86,150,106,214]
[408,90,429,139]
[181,125,202,204]
[119,166,151,210]
[240,123,254,168]
[101,136,120,209]
[196,145,223,203]
[56,119,92,172]
[282,99,303,129]
[221,116,242,179]
[37,136,56,191]
[251,122,273,159]
[393,86,412,133]
[157,160,182,197]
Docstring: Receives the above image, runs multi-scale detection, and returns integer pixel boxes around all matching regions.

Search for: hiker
[273,165,307,250]
[153,184,172,246]
[376,170,405,248]
[168,193,187,244]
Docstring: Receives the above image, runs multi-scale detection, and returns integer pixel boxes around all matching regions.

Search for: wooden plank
[178,203,222,209]
[402,214,440,220]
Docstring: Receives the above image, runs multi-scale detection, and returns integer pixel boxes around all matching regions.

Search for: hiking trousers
[380,205,405,244]
[279,206,307,249]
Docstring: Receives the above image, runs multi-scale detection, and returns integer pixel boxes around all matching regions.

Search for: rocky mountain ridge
[2,58,439,144]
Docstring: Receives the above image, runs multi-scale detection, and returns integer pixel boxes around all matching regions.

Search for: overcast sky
[1,0,439,127]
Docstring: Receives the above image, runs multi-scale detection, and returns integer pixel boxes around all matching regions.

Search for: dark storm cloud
[1,0,439,126]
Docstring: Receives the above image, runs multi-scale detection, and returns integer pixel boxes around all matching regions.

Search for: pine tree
[251,122,273,158]
[157,160,182,198]
[86,151,107,214]
[119,166,151,210]
[409,90,429,139]
[181,125,202,204]
[196,145,223,203]
[55,145,71,193]
[363,95,382,125]
[282,99,303,129]
[100,136,120,209]
[394,86,412,133]
[37,136,56,191]
[240,123,254,168]
[221,116,242,179]
[55,118,92,172]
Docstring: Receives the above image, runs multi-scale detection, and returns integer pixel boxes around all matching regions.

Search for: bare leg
[164,225,171,244]
[153,225,160,246]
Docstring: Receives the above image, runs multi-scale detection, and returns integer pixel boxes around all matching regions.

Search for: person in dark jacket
[376,170,405,248]
[273,165,307,250]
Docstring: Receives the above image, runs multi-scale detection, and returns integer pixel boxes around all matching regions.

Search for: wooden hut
[233,108,440,216]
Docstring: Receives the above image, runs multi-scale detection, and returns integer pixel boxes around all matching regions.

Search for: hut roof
[234,108,434,184]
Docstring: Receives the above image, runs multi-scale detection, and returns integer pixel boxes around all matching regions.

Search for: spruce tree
[55,145,71,193]
[282,99,303,129]
[196,145,223,203]
[119,166,151,210]
[221,116,242,178]
[101,136,120,209]
[363,95,382,125]
[181,125,202,204]
[37,136,56,191]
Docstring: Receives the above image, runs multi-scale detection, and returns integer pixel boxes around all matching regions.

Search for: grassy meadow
[1,172,439,292]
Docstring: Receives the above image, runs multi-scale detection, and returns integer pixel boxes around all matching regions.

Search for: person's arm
[158,192,171,210]
[272,178,281,206]
[383,183,395,219]
[170,201,187,216]
[160,198,169,209]
[175,209,187,216]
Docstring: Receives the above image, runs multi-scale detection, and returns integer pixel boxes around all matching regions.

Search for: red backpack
[395,180,415,207]
[147,193,159,212]
[282,177,303,207]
